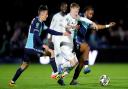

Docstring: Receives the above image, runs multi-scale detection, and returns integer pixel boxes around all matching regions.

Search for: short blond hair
[70,3,80,9]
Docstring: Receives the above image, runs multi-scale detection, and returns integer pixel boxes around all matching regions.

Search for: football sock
[84,60,88,65]
[84,60,89,68]
[73,63,84,80]
[12,68,24,82]
[50,57,58,73]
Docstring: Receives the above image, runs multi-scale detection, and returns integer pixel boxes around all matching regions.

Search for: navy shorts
[23,48,41,62]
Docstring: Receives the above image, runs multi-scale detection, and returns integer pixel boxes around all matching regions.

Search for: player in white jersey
[59,3,98,78]
[50,2,68,72]
[59,3,80,78]
[70,5,116,85]
[53,3,98,86]
[49,2,68,85]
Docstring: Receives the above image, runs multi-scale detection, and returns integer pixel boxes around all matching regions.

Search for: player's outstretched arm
[92,22,116,31]
[46,28,71,36]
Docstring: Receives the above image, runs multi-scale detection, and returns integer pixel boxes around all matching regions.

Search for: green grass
[0,63,128,89]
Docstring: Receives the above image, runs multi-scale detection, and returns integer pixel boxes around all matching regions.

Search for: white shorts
[60,42,76,61]
[60,43,78,67]
[52,36,63,66]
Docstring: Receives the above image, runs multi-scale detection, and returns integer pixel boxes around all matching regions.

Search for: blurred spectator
[112,26,125,41]
[10,21,26,49]
[108,19,128,46]
[0,21,27,57]
[0,21,12,56]
[88,31,99,49]
[9,21,27,57]
[88,30,109,49]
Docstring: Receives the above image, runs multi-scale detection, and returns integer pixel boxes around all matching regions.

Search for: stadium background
[0,0,128,63]
[0,0,128,89]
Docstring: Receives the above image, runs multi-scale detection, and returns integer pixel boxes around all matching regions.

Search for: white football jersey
[49,12,66,42]
[50,12,66,32]
[61,13,78,43]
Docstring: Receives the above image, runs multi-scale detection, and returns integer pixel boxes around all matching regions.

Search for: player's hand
[109,22,116,27]
[76,25,80,30]
[42,45,49,51]
[63,31,71,36]
[72,25,80,30]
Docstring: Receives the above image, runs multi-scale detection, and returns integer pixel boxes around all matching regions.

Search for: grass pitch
[0,63,128,89]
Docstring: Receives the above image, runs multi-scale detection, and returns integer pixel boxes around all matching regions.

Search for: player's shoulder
[31,16,40,24]
[65,13,70,17]
[64,13,72,21]
[63,13,68,19]
[53,12,61,18]
[79,16,93,24]
[31,16,42,28]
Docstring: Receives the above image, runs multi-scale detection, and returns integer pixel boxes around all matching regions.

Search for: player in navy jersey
[9,5,70,87]
[70,6,116,85]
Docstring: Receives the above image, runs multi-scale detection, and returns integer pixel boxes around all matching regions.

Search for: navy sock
[50,58,58,73]
[12,68,24,82]
[84,60,88,65]
[73,63,84,80]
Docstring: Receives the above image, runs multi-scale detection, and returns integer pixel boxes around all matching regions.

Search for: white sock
[89,50,98,65]
[11,80,15,83]
[84,65,89,69]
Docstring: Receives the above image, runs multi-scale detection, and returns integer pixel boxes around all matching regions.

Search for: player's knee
[82,53,89,61]
[80,43,89,52]
[44,50,51,57]
[21,62,29,70]
[69,57,78,67]
[72,61,78,67]
[49,49,54,57]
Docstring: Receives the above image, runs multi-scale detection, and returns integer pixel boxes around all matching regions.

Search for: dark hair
[83,5,94,13]
[60,2,67,6]
[38,5,48,14]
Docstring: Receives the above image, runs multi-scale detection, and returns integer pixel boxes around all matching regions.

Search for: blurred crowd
[0,0,128,57]
[0,18,128,58]
[0,0,128,63]
[88,19,128,49]
[0,20,28,57]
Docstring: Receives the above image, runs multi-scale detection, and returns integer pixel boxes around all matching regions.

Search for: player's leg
[9,61,29,87]
[44,42,65,85]
[51,38,66,86]
[81,43,91,74]
[60,44,78,78]
[53,36,63,73]
[44,47,59,80]
[9,49,38,87]
[70,43,90,85]
[61,59,78,78]
[54,44,78,86]
[70,59,84,85]
[61,55,78,78]
[44,48,58,73]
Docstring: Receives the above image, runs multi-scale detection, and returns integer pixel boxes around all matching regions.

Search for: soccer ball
[99,75,110,86]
